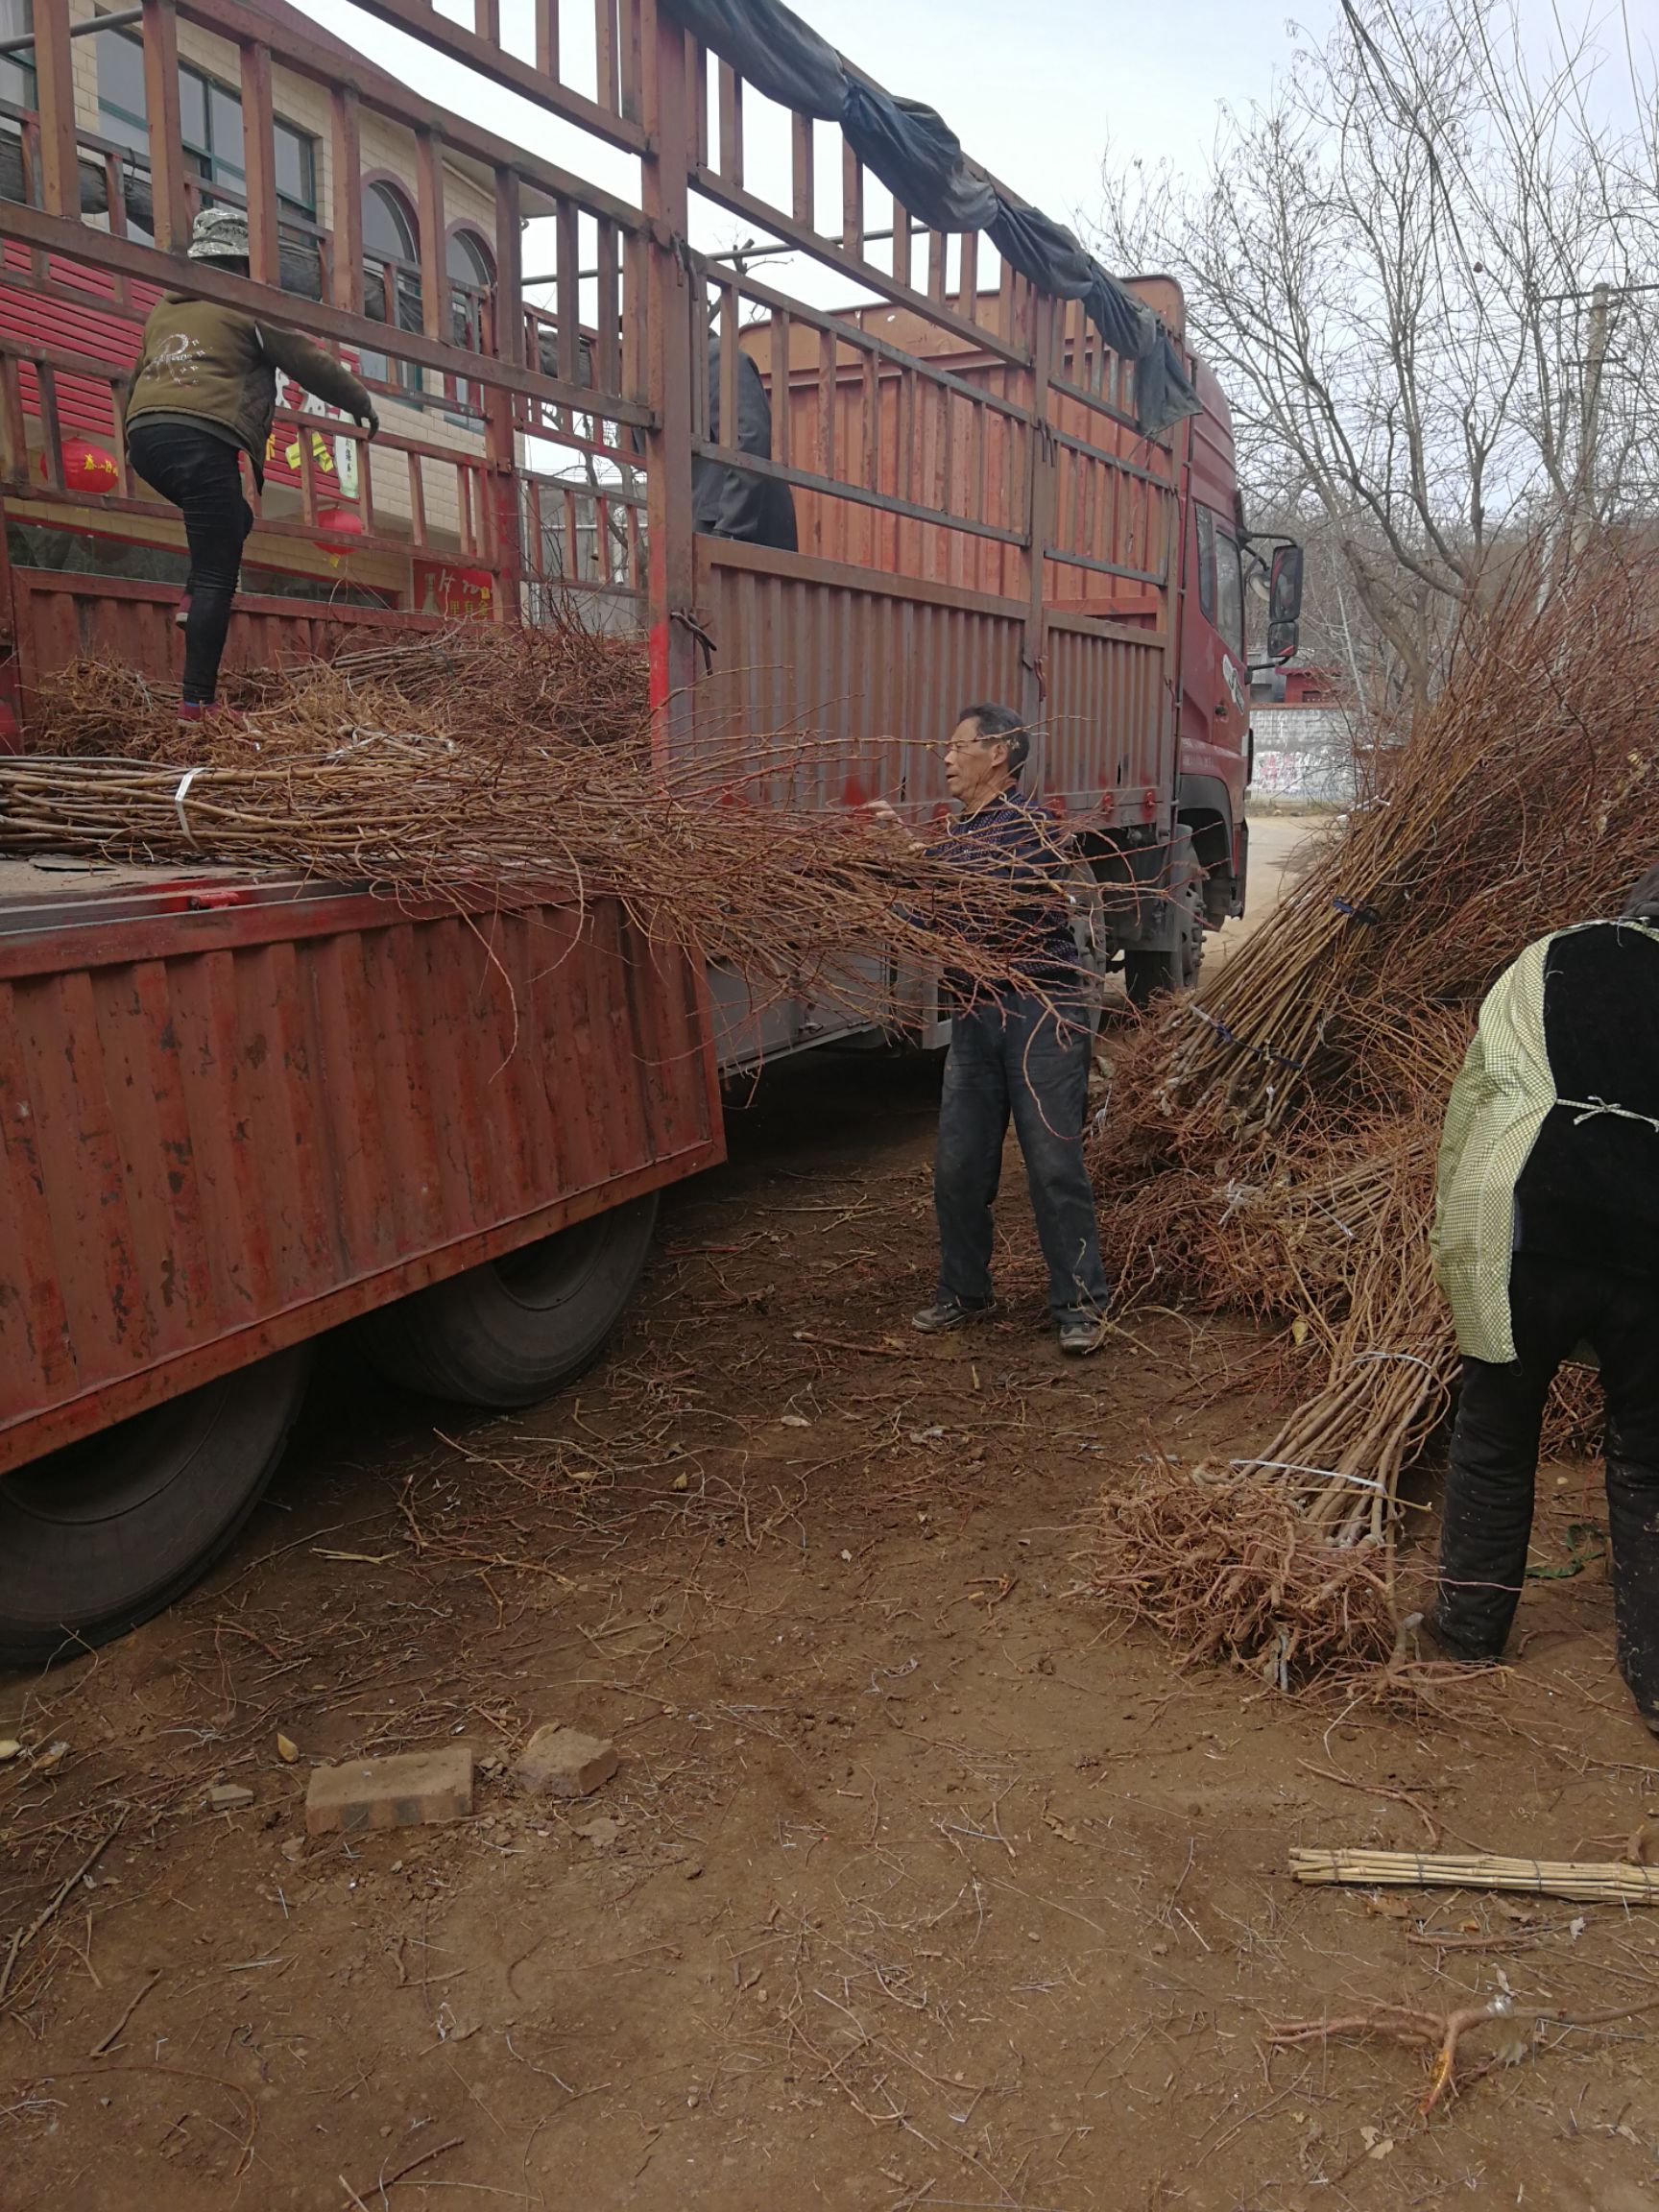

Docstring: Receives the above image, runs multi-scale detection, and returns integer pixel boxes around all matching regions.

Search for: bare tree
[1093,0,1659,709]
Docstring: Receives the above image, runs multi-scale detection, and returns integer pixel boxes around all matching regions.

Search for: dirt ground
[1226,811,1334,959]
[6,855,1659,2212]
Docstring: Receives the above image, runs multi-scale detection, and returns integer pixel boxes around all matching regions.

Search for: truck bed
[0,854,319,935]
[0,862,723,1473]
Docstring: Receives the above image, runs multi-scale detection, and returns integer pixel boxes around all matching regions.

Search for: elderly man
[896,703,1110,1355]
[1429,866,1659,1732]
[122,205,378,721]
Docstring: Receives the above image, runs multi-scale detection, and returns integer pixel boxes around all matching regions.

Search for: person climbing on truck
[122,205,380,722]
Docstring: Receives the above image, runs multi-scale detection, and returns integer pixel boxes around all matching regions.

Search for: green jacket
[124,296,373,485]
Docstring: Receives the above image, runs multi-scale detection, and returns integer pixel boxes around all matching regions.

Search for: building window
[95,32,319,275]
[447,228,493,350]
[0,0,35,114]
[444,228,493,420]
[94,25,151,159]
[0,0,35,211]
[178,61,247,200]
[274,121,316,228]
[362,180,422,392]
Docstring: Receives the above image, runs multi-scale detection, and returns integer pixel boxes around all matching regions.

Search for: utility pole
[1570,280,1611,556]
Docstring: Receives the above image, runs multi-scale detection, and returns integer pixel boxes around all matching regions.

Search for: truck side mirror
[1267,543,1303,663]
[1269,543,1304,623]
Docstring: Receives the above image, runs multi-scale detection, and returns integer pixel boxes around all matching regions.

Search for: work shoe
[1057,1312,1106,1356]
[911,1295,997,1334]
[1410,1609,1503,1667]
[177,700,250,733]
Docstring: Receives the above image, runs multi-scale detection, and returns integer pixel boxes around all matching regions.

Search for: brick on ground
[305,1744,474,1836]
[516,1724,618,1798]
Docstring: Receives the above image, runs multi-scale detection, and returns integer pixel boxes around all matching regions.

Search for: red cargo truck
[0,0,1297,1662]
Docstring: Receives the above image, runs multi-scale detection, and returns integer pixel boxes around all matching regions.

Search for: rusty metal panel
[0,887,722,1471]
[696,539,1169,832]
[768,302,1176,611]
[1042,614,1172,828]
[771,343,1028,596]
[9,569,435,705]
[695,539,1025,819]
[693,539,1032,1066]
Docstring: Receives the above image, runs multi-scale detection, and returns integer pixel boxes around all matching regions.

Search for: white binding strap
[174,765,202,847]
[1560,1094,1659,1135]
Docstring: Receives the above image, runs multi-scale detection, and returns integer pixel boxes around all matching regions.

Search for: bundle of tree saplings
[1083,540,1659,1676]
[1079,1446,1401,1685]
[6,622,1069,1019]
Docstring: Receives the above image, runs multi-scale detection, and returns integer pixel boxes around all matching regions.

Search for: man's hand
[861,796,926,854]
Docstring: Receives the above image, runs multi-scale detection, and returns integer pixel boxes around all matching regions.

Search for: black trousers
[1432,1250,1659,1714]
[934,993,1110,1324]
[126,419,253,704]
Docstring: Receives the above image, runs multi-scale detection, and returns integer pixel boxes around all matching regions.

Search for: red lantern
[313,506,366,558]
[41,438,119,495]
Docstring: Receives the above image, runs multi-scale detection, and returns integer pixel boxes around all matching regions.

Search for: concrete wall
[1249,704,1357,806]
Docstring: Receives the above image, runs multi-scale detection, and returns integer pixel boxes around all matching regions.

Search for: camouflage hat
[187,205,251,260]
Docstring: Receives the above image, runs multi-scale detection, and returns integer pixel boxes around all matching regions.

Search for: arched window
[362,180,421,389]
[446,228,493,352]
[444,228,494,421]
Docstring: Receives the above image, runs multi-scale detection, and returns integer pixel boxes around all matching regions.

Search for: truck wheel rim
[491,1214,613,1313]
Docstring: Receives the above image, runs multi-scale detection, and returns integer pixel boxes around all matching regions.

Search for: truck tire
[354,1193,660,1409]
[1123,835,1205,1010]
[0,1349,311,1668]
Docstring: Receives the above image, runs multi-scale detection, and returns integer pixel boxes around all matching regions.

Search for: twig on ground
[1267,1986,1659,2114]
[1296,1758,1443,1845]
[0,1810,129,2009]
[340,2133,465,2209]
[87,1969,161,2057]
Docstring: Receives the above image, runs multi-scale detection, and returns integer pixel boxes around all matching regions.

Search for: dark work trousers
[126,420,254,704]
[1432,1250,1659,1715]
[934,992,1110,1325]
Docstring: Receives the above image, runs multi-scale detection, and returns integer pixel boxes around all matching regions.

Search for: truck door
[1187,504,1249,787]
[1175,502,1251,918]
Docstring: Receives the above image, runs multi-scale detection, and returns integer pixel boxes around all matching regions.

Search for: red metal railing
[0,0,1186,816]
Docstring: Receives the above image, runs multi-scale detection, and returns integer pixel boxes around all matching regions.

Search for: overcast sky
[299,0,1332,240]
[298,0,1649,293]
[772,0,1337,228]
